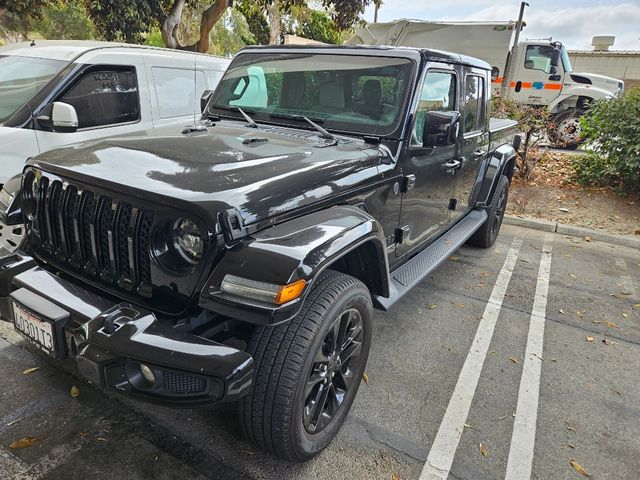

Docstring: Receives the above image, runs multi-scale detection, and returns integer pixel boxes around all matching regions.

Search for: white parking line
[420,237,522,480]
[505,236,553,480]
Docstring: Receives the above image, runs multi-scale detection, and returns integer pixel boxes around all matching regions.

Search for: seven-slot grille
[32,174,154,298]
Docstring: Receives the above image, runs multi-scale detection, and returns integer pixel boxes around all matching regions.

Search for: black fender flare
[199,205,389,325]
[473,144,517,208]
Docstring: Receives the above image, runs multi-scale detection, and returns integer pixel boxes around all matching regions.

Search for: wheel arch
[199,205,390,326]
[472,144,516,209]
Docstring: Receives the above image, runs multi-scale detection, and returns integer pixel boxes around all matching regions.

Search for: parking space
[1,224,638,480]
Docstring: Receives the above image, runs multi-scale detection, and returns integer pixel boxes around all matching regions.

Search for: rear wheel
[549,108,585,149]
[238,270,372,462]
[467,175,509,248]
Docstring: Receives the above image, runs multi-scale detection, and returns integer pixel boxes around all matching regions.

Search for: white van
[0,40,230,184]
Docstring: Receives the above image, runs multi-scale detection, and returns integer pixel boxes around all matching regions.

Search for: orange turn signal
[275,279,306,305]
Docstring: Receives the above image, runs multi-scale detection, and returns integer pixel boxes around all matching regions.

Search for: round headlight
[173,218,204,263]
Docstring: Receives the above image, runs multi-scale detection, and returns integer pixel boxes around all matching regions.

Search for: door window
[60,68,139,129]
[524,45,555,74]
[463,75,485,133]
[412,71,456,145]
[152,67,206,119]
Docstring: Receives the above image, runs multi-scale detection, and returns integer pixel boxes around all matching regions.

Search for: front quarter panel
[199,205,388,325]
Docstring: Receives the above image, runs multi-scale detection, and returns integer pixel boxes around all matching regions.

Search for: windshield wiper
[212,104,258,128]
[268,113,335,141]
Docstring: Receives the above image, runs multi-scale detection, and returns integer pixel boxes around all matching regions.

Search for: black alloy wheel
[303,307,364,434]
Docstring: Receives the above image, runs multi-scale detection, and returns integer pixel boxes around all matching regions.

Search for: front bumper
[0,250,253,407]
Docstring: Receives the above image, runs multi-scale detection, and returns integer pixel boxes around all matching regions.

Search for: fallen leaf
[584,236,592,242]
[22,367,40,375]
[362,373,369,385]
[569,273,577,279]
[622,312,628,318]
[451,302,465,308]
[633,303,640,309]
[559,207,570,213]
[391,474,401,480]
[602,338,615,346]
[479,443,488,457]
[96,437,108,443]
[448,255,460,261]
[605,321,619,329]
[70,385,80,398]
[464,423,478,431]
[558,308,565,315]
[509,357,520,364]
[9,437,40,449]
[586,336,594,342]
[477,283,484,288]
[576,311,584,318]
[428,304,437,309]
[570,459,591,477]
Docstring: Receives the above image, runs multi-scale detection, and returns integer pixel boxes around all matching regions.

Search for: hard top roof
[240,44,491,71]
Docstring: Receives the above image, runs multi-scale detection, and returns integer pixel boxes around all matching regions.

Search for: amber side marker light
[275,279,307,305]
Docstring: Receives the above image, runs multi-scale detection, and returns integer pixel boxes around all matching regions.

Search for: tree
[33,1,96,40]
[0,0,56,42]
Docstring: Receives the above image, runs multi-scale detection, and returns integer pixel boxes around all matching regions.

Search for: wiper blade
[269,113,334,140]
[212,104,258,128]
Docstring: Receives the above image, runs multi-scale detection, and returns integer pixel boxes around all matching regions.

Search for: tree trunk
[160,0,232,52]
[267,1,281,45]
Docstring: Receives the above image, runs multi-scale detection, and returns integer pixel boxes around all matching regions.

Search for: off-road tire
[549,108,585,149]
[238,270,373,462]
[467,175,509,248]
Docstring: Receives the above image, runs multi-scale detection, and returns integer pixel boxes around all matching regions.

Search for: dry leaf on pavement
[391,474,401,480]
[428,304,437,309]
[70,385,80,398]
[451,302,465,308]
[22,367,40,375]
[362,373,369,385]
[9,437,40,449]
[479,443,488,457]
[509,357,519,364]
[570,459,591,477]
[585,336,594,342]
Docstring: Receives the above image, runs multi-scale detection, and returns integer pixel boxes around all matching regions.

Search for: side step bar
[373,209,488,311]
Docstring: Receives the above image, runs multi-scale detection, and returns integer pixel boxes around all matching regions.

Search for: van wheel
[468,175,509,248]
[549,108,585,149]
[238,270,372,462]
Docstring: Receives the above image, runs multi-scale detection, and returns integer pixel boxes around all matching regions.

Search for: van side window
[463,75,484,133]
[412,71,456,146]
[61,68,139,128]
[152,67,206,119]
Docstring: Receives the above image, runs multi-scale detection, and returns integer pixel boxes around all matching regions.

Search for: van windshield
[0,55,66,123]
[209,52,415,137]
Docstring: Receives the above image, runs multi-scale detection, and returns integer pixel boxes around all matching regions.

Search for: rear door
[450,67,489,223]
[395,63,461,258]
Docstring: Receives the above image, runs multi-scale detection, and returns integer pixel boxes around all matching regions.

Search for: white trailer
[348,13,624,147]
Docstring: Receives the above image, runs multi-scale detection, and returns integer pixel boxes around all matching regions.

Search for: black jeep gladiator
[0,45,518,461]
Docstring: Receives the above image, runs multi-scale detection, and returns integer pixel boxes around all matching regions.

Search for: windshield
[0,55,66,123]
[209,52,415,137]
[560,46,572,73]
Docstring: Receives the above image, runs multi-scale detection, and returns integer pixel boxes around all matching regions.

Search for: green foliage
[491,96,551,180]
[144,27,165,47]
[208,8,255,56]
[576,87,640,192]
[33,1,96,40]
[84,0,168,44]
[292,8,341,44]
[236,1,270,45]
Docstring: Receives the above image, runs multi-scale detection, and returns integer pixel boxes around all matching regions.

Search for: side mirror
[422,111,461,147]
[51,102,78,133]
[201,89,213,113]
[550,47,561,76]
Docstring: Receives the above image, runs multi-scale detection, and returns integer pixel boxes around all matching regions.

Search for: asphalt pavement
[1,224,638,480]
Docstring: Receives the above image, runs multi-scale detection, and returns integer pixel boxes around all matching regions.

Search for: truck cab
[0,45,518,462]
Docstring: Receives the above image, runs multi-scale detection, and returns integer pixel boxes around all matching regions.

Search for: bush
[577,87,640,192]
[491,97,551,180]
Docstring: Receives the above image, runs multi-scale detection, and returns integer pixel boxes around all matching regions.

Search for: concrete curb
[503,214,640,249]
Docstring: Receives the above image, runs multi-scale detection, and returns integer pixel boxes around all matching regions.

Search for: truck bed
[489,117,518,151]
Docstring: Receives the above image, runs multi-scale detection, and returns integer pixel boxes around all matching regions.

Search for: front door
[507,44,563,106]
[395,65,460,258]
[451,68,489,223]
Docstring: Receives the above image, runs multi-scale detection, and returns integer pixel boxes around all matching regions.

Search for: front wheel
[549,108,585,149]
[238,270,372,462]
[467,175,510,248]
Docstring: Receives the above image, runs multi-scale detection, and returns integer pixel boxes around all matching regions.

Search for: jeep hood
[27,123,385,227]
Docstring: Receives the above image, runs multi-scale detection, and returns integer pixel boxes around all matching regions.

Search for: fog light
[140,364,155,384]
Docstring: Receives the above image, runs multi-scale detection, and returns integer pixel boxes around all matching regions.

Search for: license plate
[13,302,57,357]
